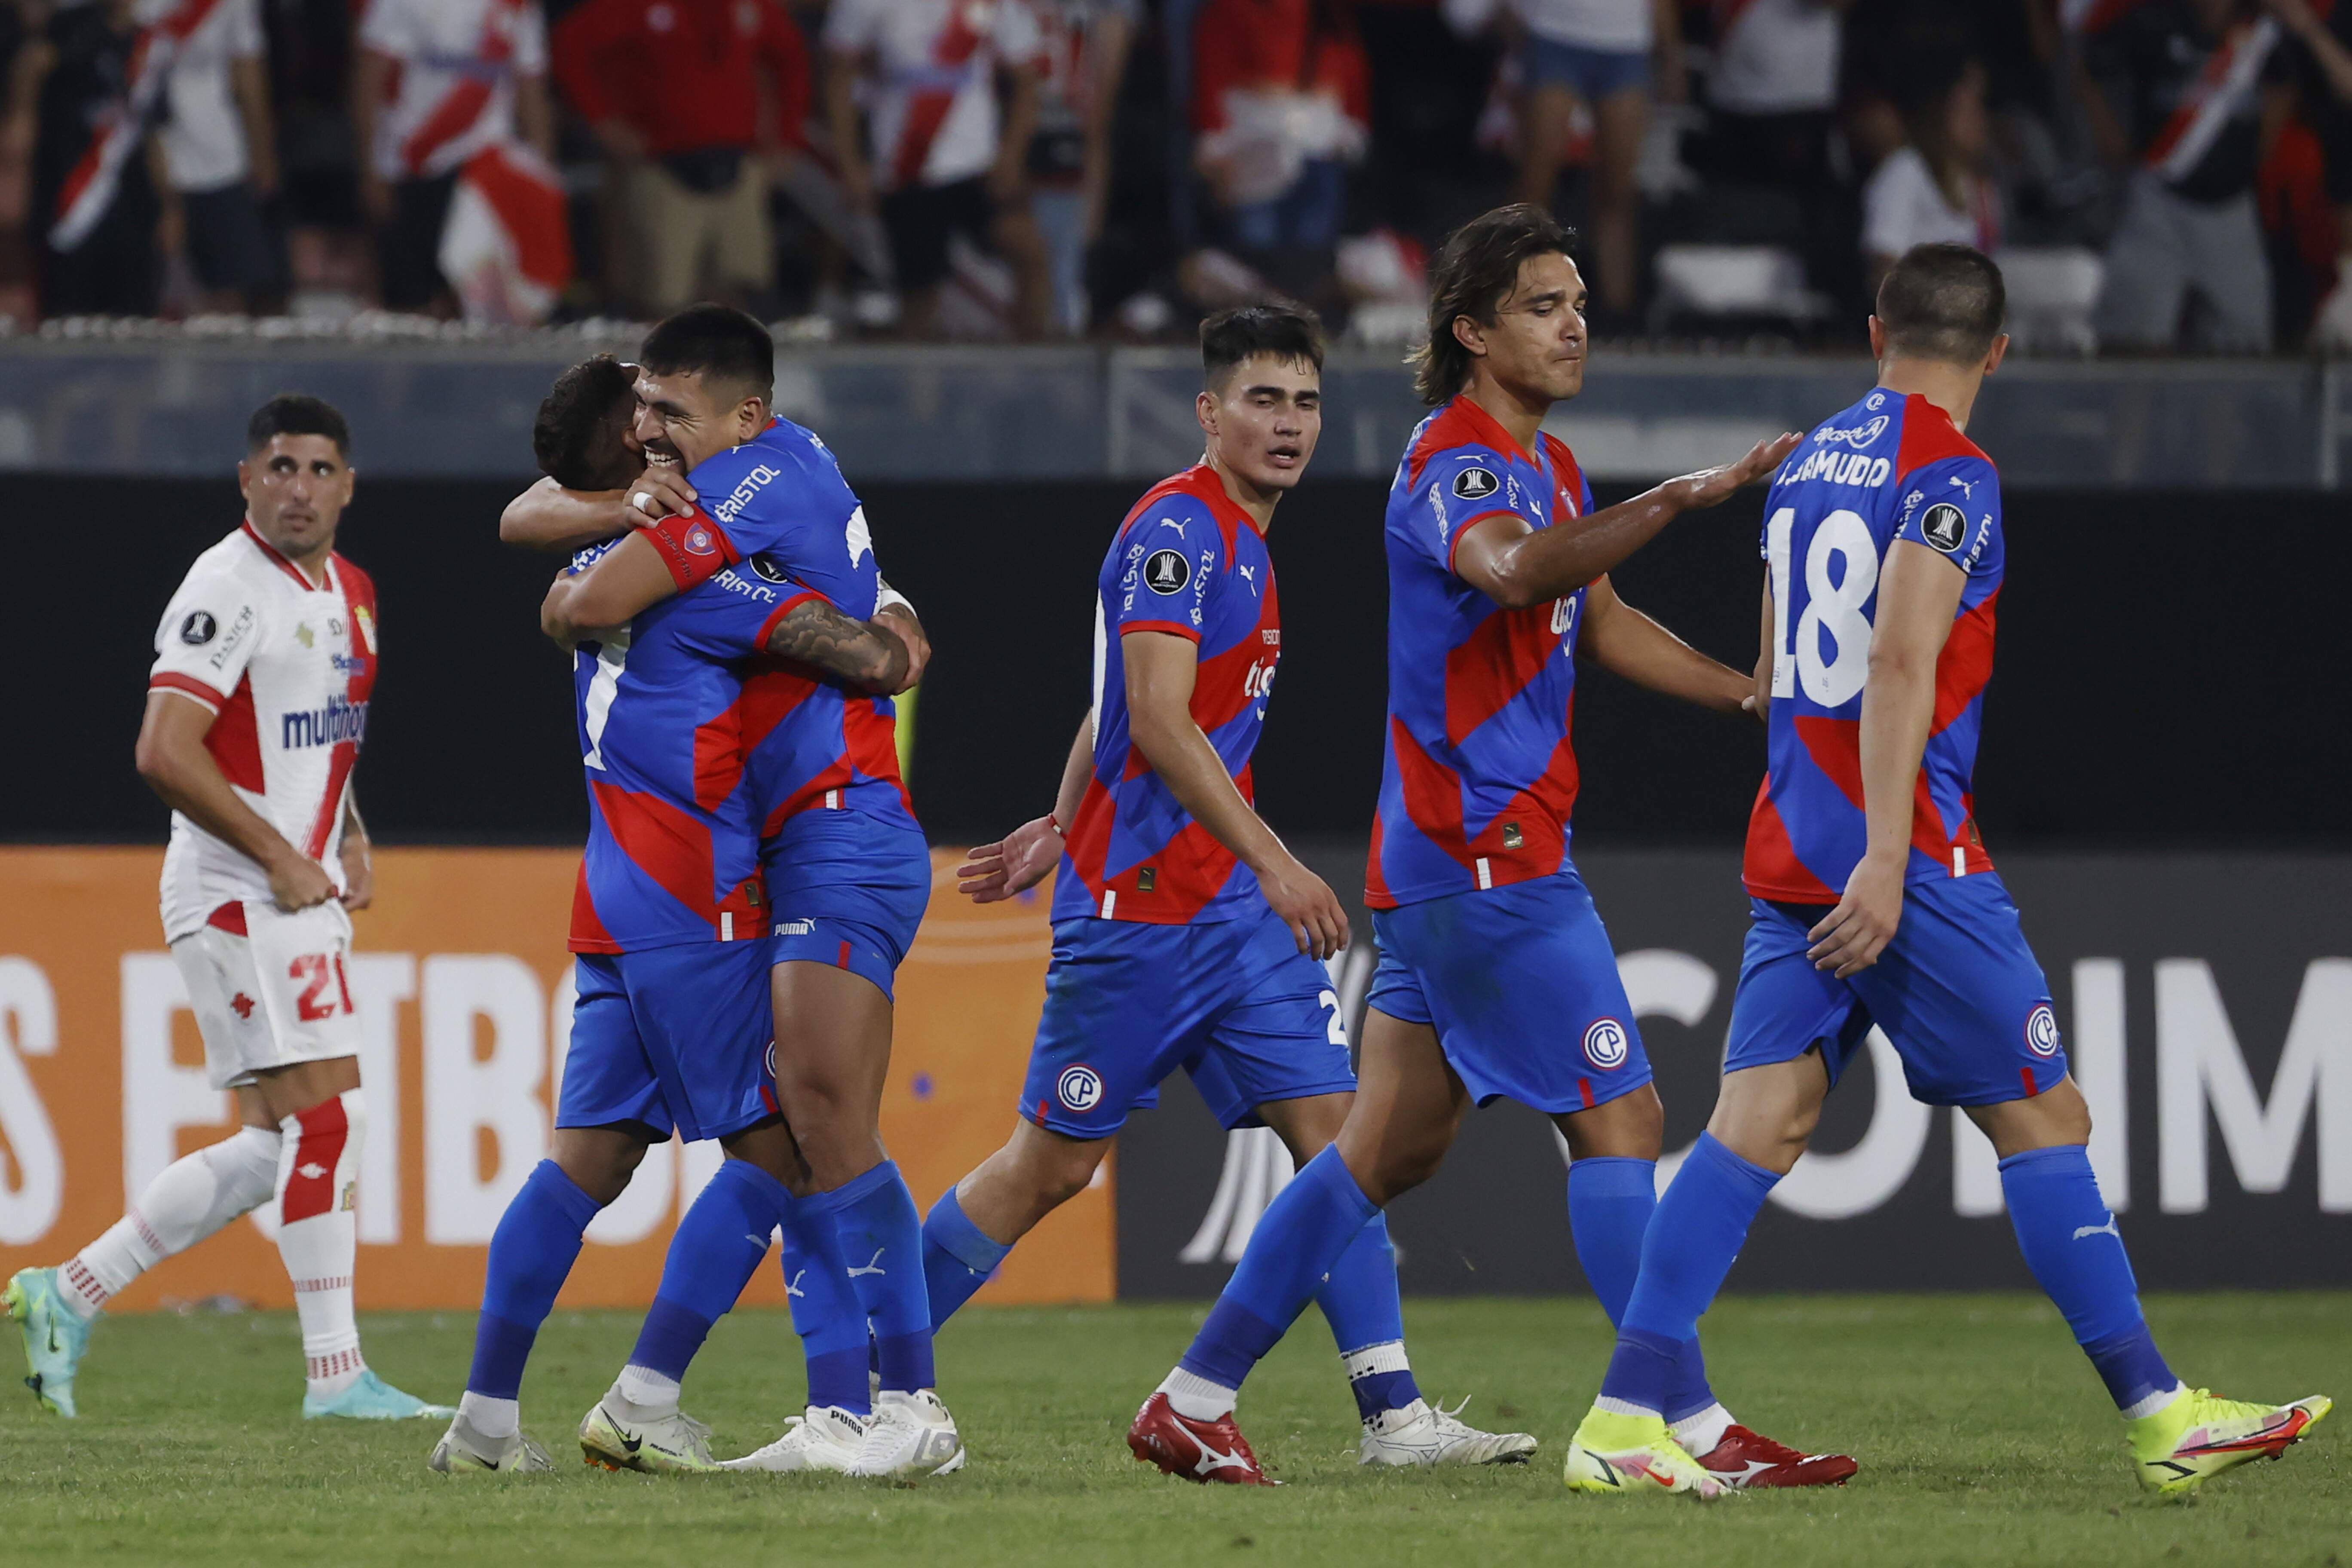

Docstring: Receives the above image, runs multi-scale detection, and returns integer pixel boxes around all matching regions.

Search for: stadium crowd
[2,0,2349,349]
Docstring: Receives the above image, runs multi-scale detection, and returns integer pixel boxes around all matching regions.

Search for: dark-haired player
[1129,206,1847,1489]
[934,305,1537,1475]
[536,308,958,1478]
[1562,244,2331,1498]
[8,397,448,1423]
[433,347,930,1476]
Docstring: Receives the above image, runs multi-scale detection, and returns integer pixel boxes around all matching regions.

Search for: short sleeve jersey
[358,0,550,180]
[147,523,379,941]
[824,0,1043,191]
[638,417,916,842]
[1053,465,1282,925]
[566,540,818,953]
[1366,397,1593,910]
[1744,388,2005,902]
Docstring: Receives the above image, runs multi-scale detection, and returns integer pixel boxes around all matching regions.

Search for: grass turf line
[3,1293,2346,1567]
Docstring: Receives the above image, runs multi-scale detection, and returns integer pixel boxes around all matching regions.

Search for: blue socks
[1180,1146,1375,1391]
[1568,1156,1717,1423]
[775,1188,873,1415]
[922,1185,1011,1331]
[820,1160,934,1392]
[1314,1212,1423,1419]
[1600,1134,1779,1414]
[624,1159,791,1386]
[467,1159,603,1399]
[1999,1144,2177,1412]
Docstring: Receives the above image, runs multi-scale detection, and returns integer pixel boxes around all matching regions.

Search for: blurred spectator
[1023,0,1136,333]
[1501,0,1682,323]
[554,0,808,317]
[824,0,1052,340]
[2269,0,2352,345]
[1700,0,1850,188]
[141,0,286,314]
[2079,0,2288,351]
[1862,55,1999,289]
[19,0,161,316]
[1191,0,1369,261]
[354,0,555,314]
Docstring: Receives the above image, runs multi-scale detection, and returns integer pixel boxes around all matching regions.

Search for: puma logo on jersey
[847,1249,888,1278]
[2073,1216,2122,1242]
[1237,563,1256,592]
[784,1269,806,1298]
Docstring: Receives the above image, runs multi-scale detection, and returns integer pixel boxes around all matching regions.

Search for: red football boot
[1694,1424,1859,1488]
[1127,1392,1277,1485]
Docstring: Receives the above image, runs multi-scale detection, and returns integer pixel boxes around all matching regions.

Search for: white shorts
[170,900,363,1090]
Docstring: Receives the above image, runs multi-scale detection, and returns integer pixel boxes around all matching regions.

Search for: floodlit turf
[4,1294,2346,1567]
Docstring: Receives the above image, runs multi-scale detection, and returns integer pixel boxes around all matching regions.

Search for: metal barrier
[5,333,2348,486]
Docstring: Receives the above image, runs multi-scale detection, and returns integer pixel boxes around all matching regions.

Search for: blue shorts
[1020,907,1357,1139]
[560,941,778,1142]
[763,811,930,1001]
[1523,37,1651,100]
[1369,866,1652,1115]
[1722,873,2067,1107]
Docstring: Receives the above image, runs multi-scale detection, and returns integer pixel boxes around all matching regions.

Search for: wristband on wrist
[1045,814,1065,837]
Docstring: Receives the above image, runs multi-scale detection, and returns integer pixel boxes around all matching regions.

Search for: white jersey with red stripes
[357,0,548,181]
[148,523,379,942]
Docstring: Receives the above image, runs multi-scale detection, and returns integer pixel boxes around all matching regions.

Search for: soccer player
[6,396,446,1422]
[538,308,957,1477]
[432,353,925,1475]
[1560,243,2332,1499]
[934,305,1537,1476]
[1127,206,1849,1488]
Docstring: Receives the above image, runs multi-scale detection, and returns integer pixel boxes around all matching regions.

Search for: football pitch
[6,1293,2345,1568]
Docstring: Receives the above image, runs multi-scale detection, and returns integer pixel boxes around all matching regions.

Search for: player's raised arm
[958,712,1092,903]
[1575,572,1755,717]
[1453,430,1801,609]
[762,595,913,694]
[499,468,696,551]
[1804,537,1967,978]
[1124,631,1347,959]
[504,355,698,551]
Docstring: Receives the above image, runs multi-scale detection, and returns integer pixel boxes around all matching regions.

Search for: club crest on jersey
[1057,1064,1105,1113]
[2025,1004,2061,1057]
[1143,548,1191,594]
[1920,502,1968,554]
[748,553,792,585]
[682,522,718,557]
[1452,466,1499,501]
[1583,1017,1630,1071]
[179,610,217,645]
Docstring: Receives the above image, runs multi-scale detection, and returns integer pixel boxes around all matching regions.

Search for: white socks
[1670,1401,1735,1456]
[61,1125,282,1319]
[616,1365,682,1414]
[276,1089,368,1400]
[458,1391,521,1440]
[1159,1366,1237,1421]
[2122,1382,2186,1422]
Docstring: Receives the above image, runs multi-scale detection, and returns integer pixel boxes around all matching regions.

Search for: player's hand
[267,852,339,913]
[1742,692,1766,725]
[1260,855,1349,961]
[957,817,1061,903]
[875,604,929,690]
[1808,856,1904,978]
[1669,432,1804,512]
[338,833,375,912]
[623,464,697,530]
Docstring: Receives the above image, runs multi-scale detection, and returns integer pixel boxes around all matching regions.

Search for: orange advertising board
[0,847,1109,1311]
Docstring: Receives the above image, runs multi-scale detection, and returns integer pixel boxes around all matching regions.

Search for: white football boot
[578,1393,720,1472]
[429,1411,554,1473]
[1360,1396,1540,1467]
[847,1389,965,1477]
[721,1405,869,1473]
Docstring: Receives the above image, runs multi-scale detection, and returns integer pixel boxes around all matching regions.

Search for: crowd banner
[0,847,1109,1313]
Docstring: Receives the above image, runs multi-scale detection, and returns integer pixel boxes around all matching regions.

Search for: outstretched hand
[1671,432,1805,511]
[957,816,1063,903]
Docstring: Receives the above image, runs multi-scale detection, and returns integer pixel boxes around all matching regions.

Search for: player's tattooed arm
[1577,573,1754,717]
[1805,539,1967,979]
[1454,430,1802,607]
[136,690,336,912]
[764,597,912,695]
[872,577,930,692]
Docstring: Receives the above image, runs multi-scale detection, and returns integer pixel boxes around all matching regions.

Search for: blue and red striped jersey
[566,543,799,953]
[1366,396,1595,909]
[1053,465,1283,925]
[1744,388,2005,901]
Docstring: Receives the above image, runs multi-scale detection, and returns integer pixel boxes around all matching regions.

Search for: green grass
[4,1294,2347,1567]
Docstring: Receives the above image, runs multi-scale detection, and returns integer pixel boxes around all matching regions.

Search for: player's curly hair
[1410,205,1578,406]
[1877,244,2006,367]
[534,355,641,491]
